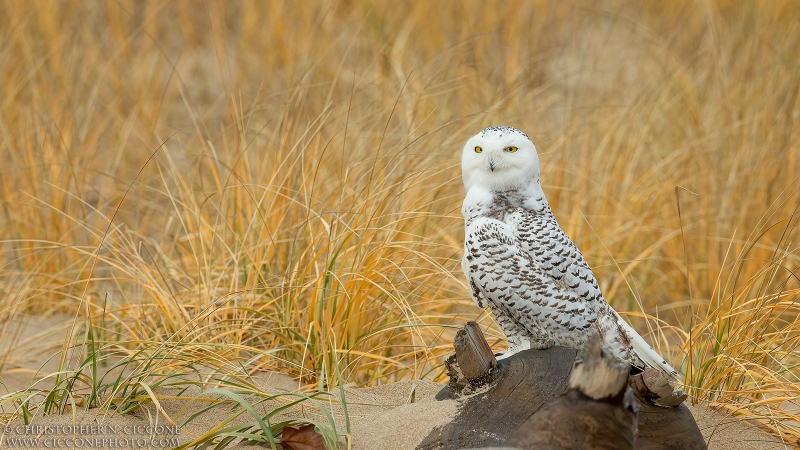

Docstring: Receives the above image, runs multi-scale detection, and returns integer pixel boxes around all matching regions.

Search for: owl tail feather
[617,318,681,380]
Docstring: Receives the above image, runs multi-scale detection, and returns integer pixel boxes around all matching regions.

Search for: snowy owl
[461,125,679,378]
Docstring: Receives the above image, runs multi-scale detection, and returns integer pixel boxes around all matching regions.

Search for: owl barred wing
[505,207,680,378]
[463,217,596,347]
[507,208,602,302]
[565,262,603,302]
[461,256,489,308]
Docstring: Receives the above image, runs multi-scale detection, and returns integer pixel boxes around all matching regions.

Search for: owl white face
[461,126,540,192]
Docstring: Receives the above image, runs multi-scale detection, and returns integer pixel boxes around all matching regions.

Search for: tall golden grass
[0,0,799,441]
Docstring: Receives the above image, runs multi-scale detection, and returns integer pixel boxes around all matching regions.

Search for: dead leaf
[280,424,325,450]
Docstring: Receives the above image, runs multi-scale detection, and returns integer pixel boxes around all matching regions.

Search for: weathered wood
[453,321,497,381]
[421,346,578,449]
[635,399,706,450]
[419,323,707,450]
[627,368,704,448]
[506,390,638,450]
[505,332,638,450]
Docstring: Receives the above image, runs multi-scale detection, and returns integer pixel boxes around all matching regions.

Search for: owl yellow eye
[505,146,518,153]
[474,146,483,153]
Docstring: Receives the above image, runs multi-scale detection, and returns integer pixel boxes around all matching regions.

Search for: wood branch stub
[643,369,689,407]
[453,321,497,381]
[569,331,630,402]
[630,368,689,407]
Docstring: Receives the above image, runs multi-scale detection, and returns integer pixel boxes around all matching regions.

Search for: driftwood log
[418,322,705,450]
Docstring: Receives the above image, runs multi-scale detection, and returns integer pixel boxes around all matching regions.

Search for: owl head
[461,126,540,192]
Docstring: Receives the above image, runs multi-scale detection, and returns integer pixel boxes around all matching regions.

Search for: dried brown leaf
[280,424,325,450]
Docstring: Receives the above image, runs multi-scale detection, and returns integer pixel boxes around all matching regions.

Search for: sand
[0,315,794,449]
[685,404,795,450]
[0,375,457,449]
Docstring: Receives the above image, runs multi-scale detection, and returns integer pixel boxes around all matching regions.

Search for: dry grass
[0,0,799,443]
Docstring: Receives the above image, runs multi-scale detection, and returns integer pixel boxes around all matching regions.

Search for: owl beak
[488,156,497,172]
